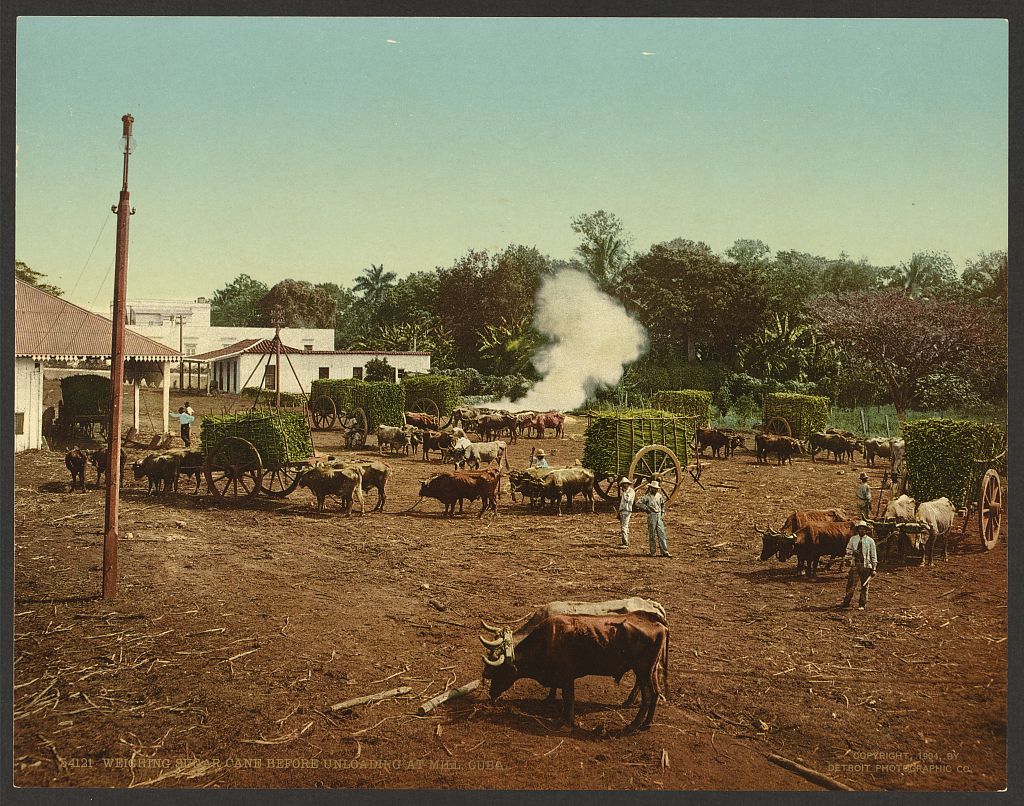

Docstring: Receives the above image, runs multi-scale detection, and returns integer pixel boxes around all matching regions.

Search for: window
[185,343,197,356]
[264,365,277,390]
[352,367,363,380]
[304,344,314,352]
[319,367,330,379]
[15,412,24,435]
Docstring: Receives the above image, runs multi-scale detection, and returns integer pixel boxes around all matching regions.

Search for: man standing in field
[636,480,671,558]
[856,472,872,519]
[169,406,196,448]
[841,520,877,610]
[617,477,635,548]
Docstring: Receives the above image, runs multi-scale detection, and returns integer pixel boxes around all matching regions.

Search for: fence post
[860,408,867,437]
[884,415,890,439]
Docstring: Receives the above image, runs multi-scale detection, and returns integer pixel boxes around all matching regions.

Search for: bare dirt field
[12,389,1007,791]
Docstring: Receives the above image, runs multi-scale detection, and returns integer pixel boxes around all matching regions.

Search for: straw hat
[619,477,633,485]
[855,520,870,530]
[648,480,661,490]
[859,472,869,481]
[535,449,545,458]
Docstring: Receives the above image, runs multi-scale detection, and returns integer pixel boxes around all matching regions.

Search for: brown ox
[481,611,669,733]
[405,411,439,431]
[479,412,518,444]
[65,448,87,492]
[755,433,803,465]
[418,468,500,517]
[754,509,847,563]
[89,447,127,488]
[529,411,565,439]
[417,429,456,462]
[791,520,856,576]
[696,427,731,458]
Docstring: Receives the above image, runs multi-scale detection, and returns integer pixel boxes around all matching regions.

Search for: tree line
[17,213,1007,415]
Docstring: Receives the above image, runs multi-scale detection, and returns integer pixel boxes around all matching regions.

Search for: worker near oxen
[531,449,549,469]
[636,480,671,558]
[617,477,635,548]
[169,406,196,448]
[856,472,872,520]
[841,520,877,610]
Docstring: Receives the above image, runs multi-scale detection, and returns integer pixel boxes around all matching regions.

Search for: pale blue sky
[16,17,1008,310]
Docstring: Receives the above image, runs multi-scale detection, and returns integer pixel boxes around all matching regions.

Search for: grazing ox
[453,440,509,471]
[913,497,960,564]
[754,509,847,563]
[418,468,500,517]
[540,467,596,515]
[375,425,414,455]
[529,411,565,439]
[696,427,732,459]
[480,611,669,733]
[297,465,365,515]
[809,432,860,463]
[162,448,204,493]
[65,448,87,492]
[89,447,126,488]
[331,459,392,512]
[131,452,181,494]
[755,434,803,465]
[417,429,456,463]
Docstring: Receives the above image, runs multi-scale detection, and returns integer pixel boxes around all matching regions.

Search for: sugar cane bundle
[201,409,313,466]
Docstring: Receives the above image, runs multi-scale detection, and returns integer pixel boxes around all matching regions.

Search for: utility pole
[271,304,283,408]
[103,114,136,600]
[170,314,185,390]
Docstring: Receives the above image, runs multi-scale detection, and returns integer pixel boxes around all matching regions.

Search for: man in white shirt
[841,520,878,610]
[636,480,671,558]
[617,477,635,548]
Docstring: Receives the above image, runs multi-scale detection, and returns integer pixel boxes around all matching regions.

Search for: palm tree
[736,314,811,384]
[477,316,542,376]
[352,263,397,305]
[889,251,955,299]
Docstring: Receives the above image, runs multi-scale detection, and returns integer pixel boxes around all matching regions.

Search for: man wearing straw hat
[841,520,877,610]
[531,448,549,469]
[856,472,872,520]
[617,477,635,548]
[636,480,671,558]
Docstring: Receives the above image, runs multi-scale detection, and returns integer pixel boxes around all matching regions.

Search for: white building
[106,297,334,363]
[190,339,431,395]
[15,281,181,451]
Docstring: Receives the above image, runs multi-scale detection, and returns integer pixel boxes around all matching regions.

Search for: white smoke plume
[494,269,649,412]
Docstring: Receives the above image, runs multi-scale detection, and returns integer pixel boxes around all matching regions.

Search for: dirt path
[13,395,1006,790]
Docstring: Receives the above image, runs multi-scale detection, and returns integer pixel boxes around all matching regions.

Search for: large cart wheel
[979,468,1003,550]
[310,397,338,431]
[629,444,684,508]
[260,463,305,498]
[348,407,369,448]
[410,398,440,423]
[205,437,264,500]
[765,416,792,437]
[594,474,620,503]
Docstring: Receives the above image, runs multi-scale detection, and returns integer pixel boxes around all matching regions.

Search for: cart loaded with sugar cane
[582,409,704,507]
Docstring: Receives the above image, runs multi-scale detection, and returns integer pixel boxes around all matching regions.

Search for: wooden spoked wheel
[765,416,792,437]
[205,437,264,500]
[260,463,305,498]
[594,475,621,503]
[349,407,369,447]
[310,397,338,431]
[411,398,441,423]
[979,468,1003,550]
[629,444,683,508]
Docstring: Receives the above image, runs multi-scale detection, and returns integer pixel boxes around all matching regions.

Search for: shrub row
[762,392,829,439]
[651,390,713,425]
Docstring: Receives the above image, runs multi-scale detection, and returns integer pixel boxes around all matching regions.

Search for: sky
[16,16,1008,311]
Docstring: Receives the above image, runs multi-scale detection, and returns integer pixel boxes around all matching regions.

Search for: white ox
[883,494,916,522]
[453,439,509,470]
[913,497,960,564]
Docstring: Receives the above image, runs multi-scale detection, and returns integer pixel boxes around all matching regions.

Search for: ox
[913,497,960,564]
[375,425,414,455]
[508,467,555,508]
[405,411,439,431]
[789,521,856,576]
[131,452,181,494]
[89,447,127,488]
[754,509,847,563]
[540,467,596,515]
[418,429,456,463]
[479,412,518,444]
[161,448,204,494]
[755,434,803,465]
[696,427,731,459]
[480,611,668,733]
[809,432,860,463]
[65,448,88,492]
[418,468,500,517]
[331,459,392,511]
[297,465,365,515]
[529,411,565,439]
[453,440,510,471]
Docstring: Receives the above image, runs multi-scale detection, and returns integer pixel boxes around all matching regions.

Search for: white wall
[126,323,334,356]
[14,358,44,452]
[219,353,431,395]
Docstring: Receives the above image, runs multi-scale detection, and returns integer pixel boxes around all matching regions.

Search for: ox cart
[201,408,328,501]
[54,375,112,439]
[583,410,702,508]
[307,396,370,447]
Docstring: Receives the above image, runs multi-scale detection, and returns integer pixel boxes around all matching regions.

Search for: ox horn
[480,619,502,635]
[752,522,765,535]
[482,653,506,667]
[479,635,503,649]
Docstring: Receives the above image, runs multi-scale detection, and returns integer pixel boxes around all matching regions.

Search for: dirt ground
[12,388,1007,791]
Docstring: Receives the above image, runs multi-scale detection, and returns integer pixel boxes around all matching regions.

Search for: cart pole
[102,114,136,600]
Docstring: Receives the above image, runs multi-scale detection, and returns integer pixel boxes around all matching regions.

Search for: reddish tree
[807,290,1005,417]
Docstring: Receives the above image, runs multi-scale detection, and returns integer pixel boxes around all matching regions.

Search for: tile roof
[14,280,181,360]
[190,338,304,362]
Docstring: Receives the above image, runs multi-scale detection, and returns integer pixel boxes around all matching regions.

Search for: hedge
[310,379,406,430]
[651,390,713,426]
[401,375,462,416]
[59,375,111,417]
[201,408,313,467]
[762,392,829,439]
[903,418,1006,509]
[582,409,693,480]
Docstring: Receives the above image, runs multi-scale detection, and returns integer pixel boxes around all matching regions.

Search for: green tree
[316,282,370,349]
[961,250,1007,305]
[257,279,336,329]
[364,356,395,382]
[16,261,63,296]
[477,315,543,376]
[764,250,825,316]
[618,239,770,362]
[353,263,397,305]
[374,271,441,330]
[819,253,884,294]
[725,239,772,272]
[736,313,811,383]
[882,251,957,299]
[570,210,632,292]
[209,273,268,326]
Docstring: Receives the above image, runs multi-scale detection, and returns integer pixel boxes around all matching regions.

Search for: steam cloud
[495,269,649,412]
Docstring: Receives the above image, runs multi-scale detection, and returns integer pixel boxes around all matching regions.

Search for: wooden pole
[766,753,854,791]
[102,113,135,600]
[329,686,411,711]
[417,679,480,715]
[132,381,140,432]
[161,362,171,434]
